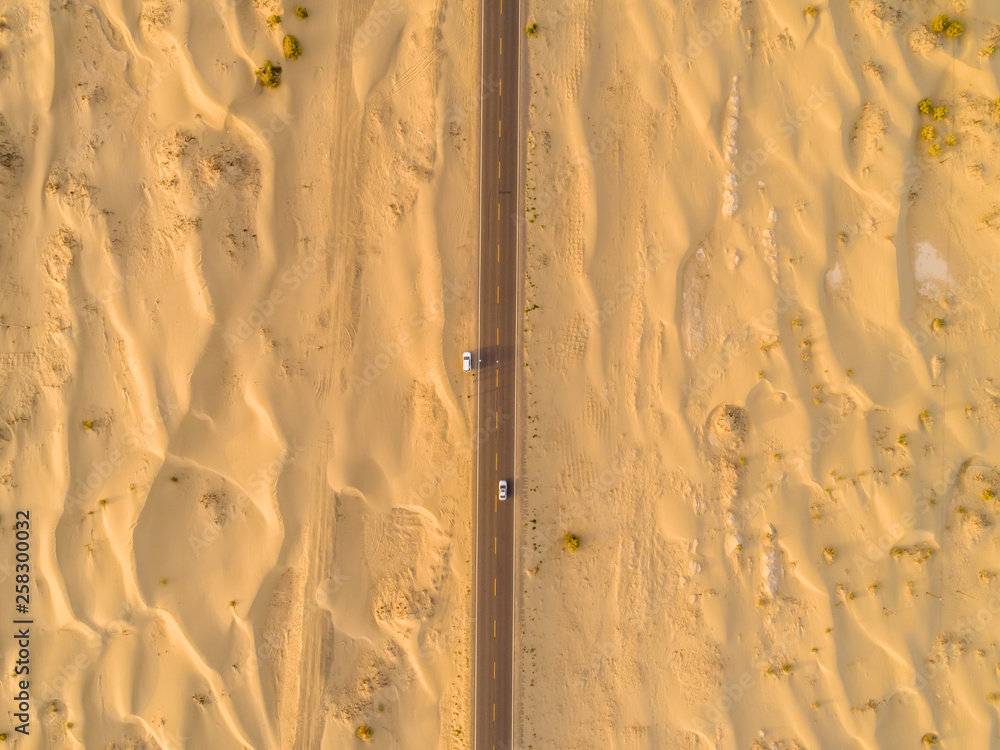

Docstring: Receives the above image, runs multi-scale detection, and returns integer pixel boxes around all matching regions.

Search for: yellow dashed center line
[500,37,502,55]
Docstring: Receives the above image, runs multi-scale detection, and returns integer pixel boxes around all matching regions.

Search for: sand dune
[8,0,1000,746]
[0,0,477,746]
[520,1,1000,747]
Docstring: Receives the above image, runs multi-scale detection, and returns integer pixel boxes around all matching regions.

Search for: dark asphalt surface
[474,0,520,748]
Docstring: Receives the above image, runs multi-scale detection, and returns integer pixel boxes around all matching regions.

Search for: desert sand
[7,0,1000,747]
[0,0,478,747]
[519,1,1000,748]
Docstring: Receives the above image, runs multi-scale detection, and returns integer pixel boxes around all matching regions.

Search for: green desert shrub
[564,532,581,552]
[295,7,308,18]
[525,22,538,35]
[355,724,374,741]
[255,60,282,88]
[283,35,303,60]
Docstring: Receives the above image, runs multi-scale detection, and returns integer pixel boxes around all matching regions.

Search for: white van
[463,351,473,372]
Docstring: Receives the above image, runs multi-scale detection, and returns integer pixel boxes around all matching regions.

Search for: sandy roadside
[518,1,1000,748]
[0,0,477,747]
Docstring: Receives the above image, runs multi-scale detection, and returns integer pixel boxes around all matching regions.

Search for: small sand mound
[140,0,172,40]
[706,404,749,454]
[849,0,903,35]
[371,572,433,622]
[0,114,23,199]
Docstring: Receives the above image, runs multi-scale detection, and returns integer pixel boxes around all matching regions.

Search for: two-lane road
[474,0,520,747]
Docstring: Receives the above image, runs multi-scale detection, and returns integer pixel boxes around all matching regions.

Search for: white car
[498,480,507,501]
[463,351,473,372]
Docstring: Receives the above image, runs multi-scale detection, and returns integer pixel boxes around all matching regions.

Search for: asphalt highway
[473,0,520,747]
